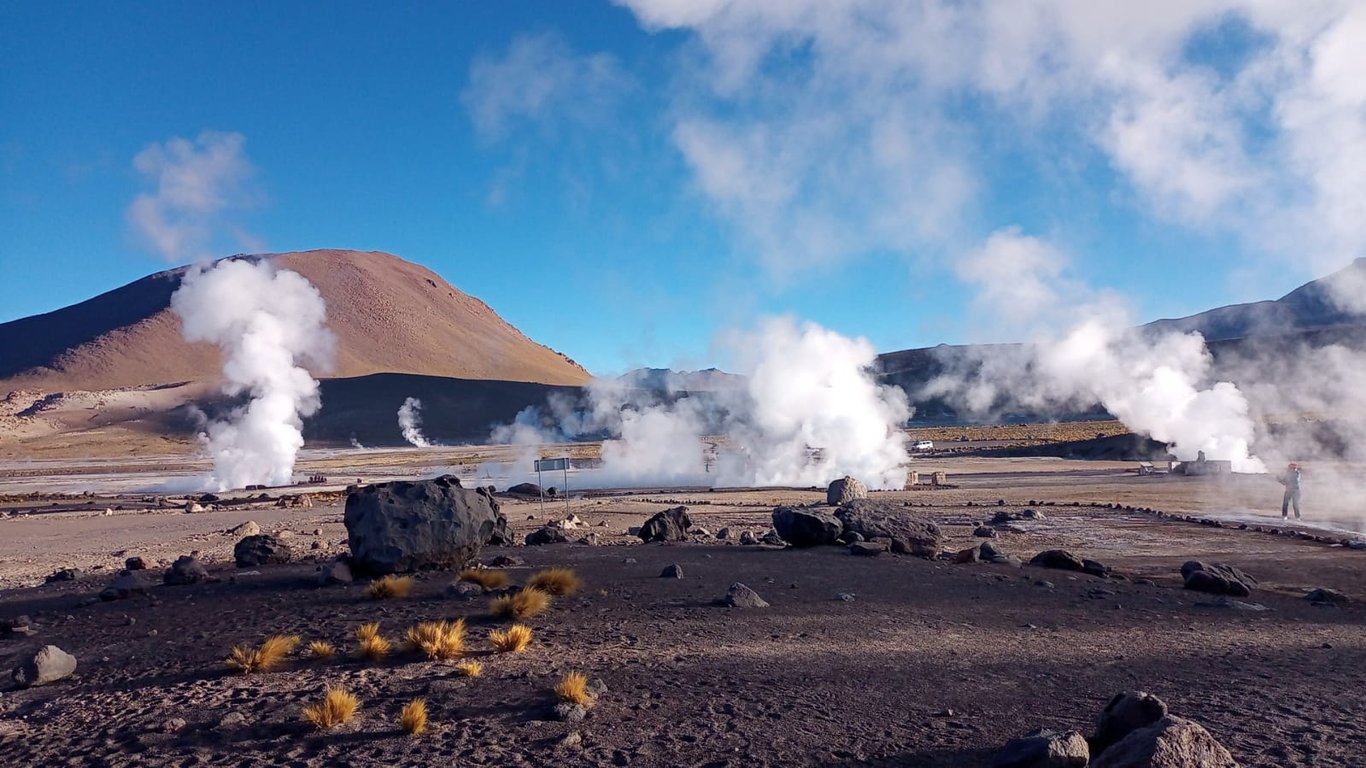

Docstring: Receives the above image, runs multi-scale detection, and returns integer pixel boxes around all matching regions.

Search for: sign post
[533,457,571,515]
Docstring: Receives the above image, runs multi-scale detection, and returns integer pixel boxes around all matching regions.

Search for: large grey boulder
[1181,561,1255,597]
[834,499,941,549]
[1092,691,1169,755]
[771,506,843,547]
[12,645,77,688]
[994,728,1090,768]
[638,506,691,542]
[344,475,509,575]
[1091,716,1238,767]
[233,534,293,567]
[826,476,868,506]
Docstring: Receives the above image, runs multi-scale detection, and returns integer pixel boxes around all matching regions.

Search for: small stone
[11,645,77,688]
[720,582,770,608]
[554,702,588,722]
[124,557,147,571]
[447,581,482,599]
[835,592,856,602]
[559,731,583,748]
[659,564,684,579]
[219,712,247,728]
[161,718,187,733]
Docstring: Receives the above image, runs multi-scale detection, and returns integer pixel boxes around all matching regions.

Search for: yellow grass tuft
[490,587,552,619]
[488,624,534,653]
[302,685,359,730]
[554,672,593,707]
[458,568,510,590]
[367,574,415,600]
[355,622,393,661]
[456,660,484,677]
[527,567,580,596]
[399,698,428,736]
[306,640,337,659]
[405,619,466,661]
[226,634,301,674]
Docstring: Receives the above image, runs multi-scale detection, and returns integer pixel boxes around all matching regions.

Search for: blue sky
[3,2,1362,375]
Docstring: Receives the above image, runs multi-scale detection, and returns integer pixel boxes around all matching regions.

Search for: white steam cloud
[928,229,1265,472]
[398,397,433,447]
[171,258,335,491]
[128,131,261,263]
[491,318,911,489]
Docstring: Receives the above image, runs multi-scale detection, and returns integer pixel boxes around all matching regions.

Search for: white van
[912,440,934,451]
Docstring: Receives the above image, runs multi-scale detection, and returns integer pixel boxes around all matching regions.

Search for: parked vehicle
[912,440,934,451]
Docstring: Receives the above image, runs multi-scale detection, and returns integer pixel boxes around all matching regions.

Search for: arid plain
[2,436,1363,767]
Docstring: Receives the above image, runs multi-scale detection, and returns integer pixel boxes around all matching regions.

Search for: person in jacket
[1279,463,1302,520]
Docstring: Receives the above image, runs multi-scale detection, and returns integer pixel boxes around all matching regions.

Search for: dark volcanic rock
[826,476,868,506]
[163,554,210,585]
[660,564,684,579]
[45,568,81,584]
[99,570,152,601]
[507,482,543,496]
[993,727,1089,768]
[1090,716,1237,767]
[1181,561,1256,597]
[318,557,354,585]
[720,582,770,608]
[344,475,509,575]
[1029,549,1086,572]
[772,506,844,547]
[124,557,147,571]
[526,526,569,546]
[638,506,692,542]
[1092,691,1169,755]
[835,499,942,549]
[233,534,293,568]
[1305,587,1349,606]
[847,541,887,557]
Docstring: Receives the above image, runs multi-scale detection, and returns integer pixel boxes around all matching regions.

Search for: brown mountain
[0,249,591,391]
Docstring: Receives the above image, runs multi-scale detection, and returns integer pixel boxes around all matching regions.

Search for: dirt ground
[2,456,1364,767]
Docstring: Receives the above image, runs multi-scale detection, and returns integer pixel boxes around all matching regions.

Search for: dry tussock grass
[367,575,415,600]
[527,567,580,596]
[306,640,336,659]
[399,699,427,735]
[226,634,300,674]
[405,619,466,661]
[456,660,484,677]
[488,624,534,653]
[302,686,359,730]
[355,622,393,661]
[458,568,510,590]
[490,587,551,619]
[554,672,593,707]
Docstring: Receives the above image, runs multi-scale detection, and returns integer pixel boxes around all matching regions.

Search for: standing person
[1280,463,1302,520]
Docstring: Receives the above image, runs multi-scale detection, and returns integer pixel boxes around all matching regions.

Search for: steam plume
[491,318,911,488]
[398,397,433,447]
[171,258,334,490]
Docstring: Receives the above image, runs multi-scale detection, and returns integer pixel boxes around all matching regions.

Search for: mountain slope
[0,249,591,391]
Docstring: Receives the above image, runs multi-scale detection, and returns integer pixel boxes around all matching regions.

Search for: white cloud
[618,0,1366,300]
[127,131,258,263]
[461,32,633,141]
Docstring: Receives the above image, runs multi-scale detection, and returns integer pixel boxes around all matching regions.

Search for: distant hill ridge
[0,249,591,391]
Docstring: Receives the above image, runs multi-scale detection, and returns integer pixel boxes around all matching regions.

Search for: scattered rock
[826,476,868,506]
[738,531,759,546]
[1029,550,1086,572]
[1082,559,1112,578]
[99,570,152,601]
[720,582,770,608]
[233,534,293,568]
[992,509,1044,525]
[638,506,692,542]
[344,475,509,575]
[759,529,786,546]
[218,712,247,729]
[974,526,998,538]
[835,592,856,602]
[318,557,353,585]
[835,500,942,549]
[576,533,602,546]
[993,727,1090,768]
[716,527,731,540]
[1092,691,1169,755]
[1194,597,1268,611]
[11,645,77,688]
[160,718,187,734]
[507,482,543,496]
[124,557,146,571]
[659,564,684,579]
[772,506,844,547]
[1090,716,1237,768]
[227,520,262,537]
[979,541,1014,564]
[488,555,524,567]
[554,702,588,722]
[45,568,81,583]
[691,527,711,537]
[1180,561,1256,597]
[1305,587,1348,606]
[163,555,210,586]
[526,526,569,546]
[447,581,483,599]
[1,615,33,635]
[848,541,886,557]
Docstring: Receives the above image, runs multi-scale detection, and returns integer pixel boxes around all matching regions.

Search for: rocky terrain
[2,457,1363,767]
